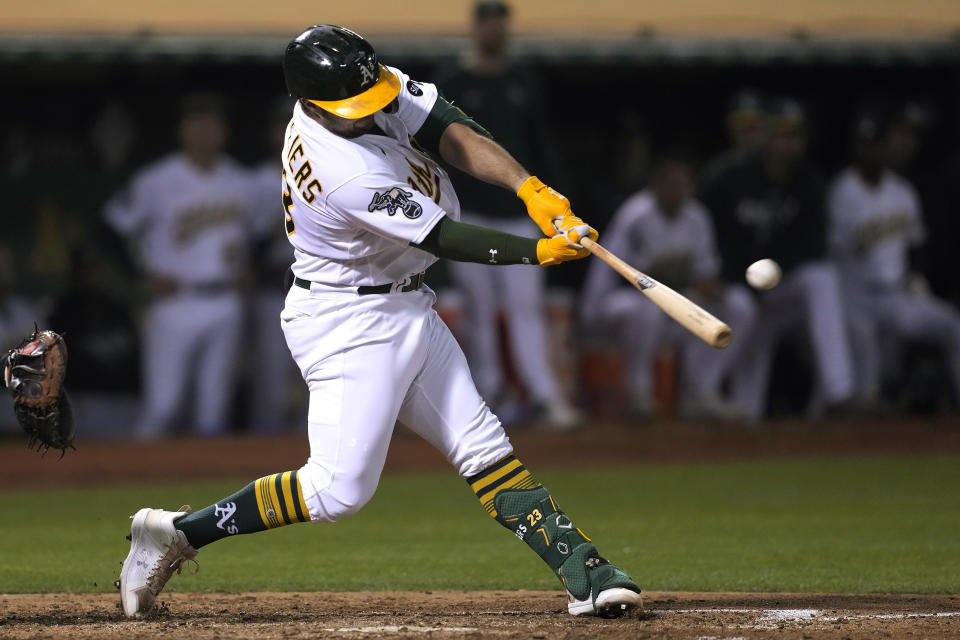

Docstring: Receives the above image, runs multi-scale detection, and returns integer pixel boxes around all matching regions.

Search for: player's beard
[325,114,376,139]
[304,101,377,139]
[342,115,376,138]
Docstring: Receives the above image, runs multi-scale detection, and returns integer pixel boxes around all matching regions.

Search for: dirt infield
[2,416,959,488]
[2,591,958,639]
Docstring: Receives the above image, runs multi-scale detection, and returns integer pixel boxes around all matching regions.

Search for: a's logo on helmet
[406,80,423,97]
[368,187,423,219]
[359,60,378,86]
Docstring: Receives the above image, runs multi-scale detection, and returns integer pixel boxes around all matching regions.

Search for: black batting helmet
[283,25,401,119]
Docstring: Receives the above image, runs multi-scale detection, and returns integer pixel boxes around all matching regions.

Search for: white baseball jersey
[105,153,253,284]
[828,168,924,289]
[282,66,459,289]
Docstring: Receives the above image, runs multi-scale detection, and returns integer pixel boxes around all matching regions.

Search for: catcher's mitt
[3,329,75,457]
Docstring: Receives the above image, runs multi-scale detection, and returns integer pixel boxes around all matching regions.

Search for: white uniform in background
[281,68,512,522]
[828,167,960,401]
[0,298,41,353]
[105,153,253,438]
[581,189,755,415]
[247,162,301,434]
[449,215,576,425]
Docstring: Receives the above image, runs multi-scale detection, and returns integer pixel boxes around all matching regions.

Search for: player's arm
[689,204,725,301]
[413,95,524,192]
[414,216,588,267]
[826,180,858,257]
[393,67,593,240]
[436,122,596,243]
[400,78,594,242]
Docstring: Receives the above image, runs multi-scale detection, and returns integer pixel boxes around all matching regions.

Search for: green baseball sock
[176,470,310,548]
[467,455,594,591]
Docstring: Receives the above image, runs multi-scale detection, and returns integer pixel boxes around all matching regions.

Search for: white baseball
[745,258,782,290]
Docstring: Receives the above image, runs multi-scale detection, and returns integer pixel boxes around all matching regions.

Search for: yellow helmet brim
[308,64,401,119]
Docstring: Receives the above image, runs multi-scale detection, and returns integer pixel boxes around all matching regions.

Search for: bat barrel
[580,236,733,350]
[713,326,733,349]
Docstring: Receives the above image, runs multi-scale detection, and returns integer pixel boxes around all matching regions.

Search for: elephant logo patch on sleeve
[368,187,424,219]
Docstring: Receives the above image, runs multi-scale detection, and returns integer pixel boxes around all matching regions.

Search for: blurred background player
[434,0,579,428]
[700,89,769,185]
[48,248,141,438]
[104,93,253,438]
[0,244,45,434]
[828,111,960,407]
[0,245,42,353]
[245,99,302,435]
[582,155,755,419]
[699,98,855,419]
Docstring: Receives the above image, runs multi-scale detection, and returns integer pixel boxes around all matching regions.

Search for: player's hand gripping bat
[580,237,733,349]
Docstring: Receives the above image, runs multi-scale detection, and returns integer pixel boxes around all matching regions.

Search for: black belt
[293,272,425,296]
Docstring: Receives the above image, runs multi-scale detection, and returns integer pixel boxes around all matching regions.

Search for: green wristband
[415,217,539,265]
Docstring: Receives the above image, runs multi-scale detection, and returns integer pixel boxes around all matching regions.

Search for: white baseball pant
[733,261,855,418]
[598,284,756,400]
[281,284,513,523]
[137,292,242,438]
[845,286,960,401]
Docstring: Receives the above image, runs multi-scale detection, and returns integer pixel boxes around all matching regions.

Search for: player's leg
[732,294,786,420]
[192,294,243,436]
[119,291,425,617]
[500,260,580,428]
[172,325,408,542]
[447,254,503,400]
[680,285,756,417]
[135,298,193,439]
[792,262,856,409]
[249,289,298,434]
[606,288,667,416]
[843,290,882,403]
[877,291,960,401]
[397,309,641,617]
[496,218,579,427]
[736,262,854,418]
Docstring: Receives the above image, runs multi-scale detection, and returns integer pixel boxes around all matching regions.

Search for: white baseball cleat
[567,587,643,618]
[118,505,197,618]
[568,587,644,617]
[563,553,643,617]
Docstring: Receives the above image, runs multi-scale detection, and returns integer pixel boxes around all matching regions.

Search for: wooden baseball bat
[580,237,733,349]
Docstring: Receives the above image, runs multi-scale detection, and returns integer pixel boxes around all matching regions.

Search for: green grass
[1,455,958,594]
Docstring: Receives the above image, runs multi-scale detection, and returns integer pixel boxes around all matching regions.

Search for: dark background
[5,51,959,296]
[3,41,959,424]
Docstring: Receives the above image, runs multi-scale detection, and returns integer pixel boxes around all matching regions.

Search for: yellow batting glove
[536,235,590,266]
[517,176,571,237]
[554,215,598,248]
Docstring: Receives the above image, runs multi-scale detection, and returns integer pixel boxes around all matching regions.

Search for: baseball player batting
[118,25,641,618]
